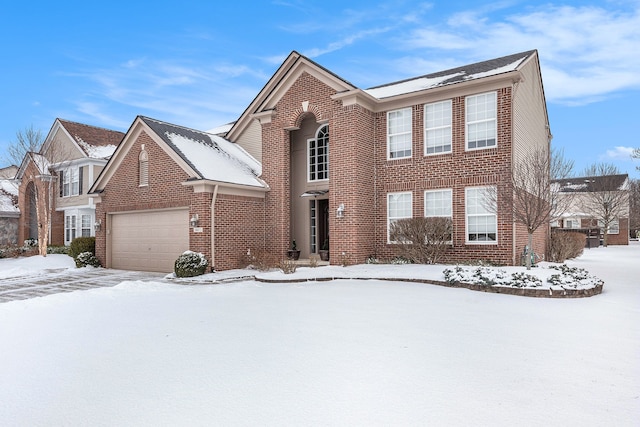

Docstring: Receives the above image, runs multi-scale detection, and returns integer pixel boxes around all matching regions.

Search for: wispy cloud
[604,146,635,160]
[400,3,640,105]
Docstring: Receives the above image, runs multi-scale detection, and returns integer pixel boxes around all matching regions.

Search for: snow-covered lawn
[0,244,639,426]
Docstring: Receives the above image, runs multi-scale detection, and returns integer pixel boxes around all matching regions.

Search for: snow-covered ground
[0,244,638,426]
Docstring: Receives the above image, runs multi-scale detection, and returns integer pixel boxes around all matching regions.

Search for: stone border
[254,276,604,298]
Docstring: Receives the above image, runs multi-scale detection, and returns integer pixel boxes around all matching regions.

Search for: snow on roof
[0,180,19,213]
[365,51,532,99]
[74,137,117,159]
[206,122,235,136]
[30,153,51,174]
[166,132,264,188]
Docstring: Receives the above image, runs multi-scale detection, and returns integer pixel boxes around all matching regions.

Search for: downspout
[210,185,219,271]
[511,80,519,266]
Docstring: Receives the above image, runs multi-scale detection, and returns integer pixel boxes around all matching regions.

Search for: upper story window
[424,100,452,155]
[387,107,412,159]
[466,186,497,244]
[60,167,82,197]
[308,124,329,182]
[387,191,412,243]
[139,149,149,187]
[466,91,497,150]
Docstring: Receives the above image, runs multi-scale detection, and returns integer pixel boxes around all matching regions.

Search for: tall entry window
[308,124,329,182]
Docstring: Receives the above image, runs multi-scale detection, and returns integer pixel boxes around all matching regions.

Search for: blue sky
[1,0,639,178]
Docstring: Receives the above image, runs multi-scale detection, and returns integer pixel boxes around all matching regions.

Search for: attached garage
[109,208,189,273]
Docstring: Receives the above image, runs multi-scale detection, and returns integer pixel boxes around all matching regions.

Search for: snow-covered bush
[547,264,603,289]
[69,237,95,260]
[443,266,541,287]
[174,251,209,278]
[75,251,101,268]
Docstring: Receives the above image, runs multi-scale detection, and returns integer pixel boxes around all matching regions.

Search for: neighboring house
[91,49,551,272]
[0,167,19,246]
[552,174,630,246]
[15,119,124,247]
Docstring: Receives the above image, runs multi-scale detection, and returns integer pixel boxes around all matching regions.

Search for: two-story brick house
[91,49,551,272]
[16,119,124,247]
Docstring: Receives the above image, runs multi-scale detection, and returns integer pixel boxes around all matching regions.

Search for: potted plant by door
[319,237,329,261]
[287,240,301,260]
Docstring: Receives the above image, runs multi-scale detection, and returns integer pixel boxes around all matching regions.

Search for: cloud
[400,3,640,105]
[604,146,635,160]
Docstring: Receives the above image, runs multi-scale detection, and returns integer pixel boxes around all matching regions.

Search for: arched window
[139,149,149,187]
[308,124,328,182]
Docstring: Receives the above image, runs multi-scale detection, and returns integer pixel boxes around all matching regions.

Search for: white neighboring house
[16,119,124,246]
[552,174,630,246]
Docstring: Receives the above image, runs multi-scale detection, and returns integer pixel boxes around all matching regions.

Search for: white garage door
[110,209,189,273]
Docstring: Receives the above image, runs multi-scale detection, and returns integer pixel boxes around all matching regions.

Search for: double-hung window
[308,124,329,181]
[424,100,452,155]
[425,189,453,241]
[81,214,92,237]
[387,192,412,243]
[466,92,497,150]
[65,215,77,243]
[466,186,497,243]
[61,168,80,197]
[387,108,412,159]
[598,219,619,234]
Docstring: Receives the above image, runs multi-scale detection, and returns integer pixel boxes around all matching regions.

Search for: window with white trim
[81,214,92,237]
[139,149,149,187]
[424,100,452,155]
[62,168,80,197]
[425,189,453,241]
[308,124,329,182]
[65,215,77,244]
[466,186,497,243]
[387,192,412,242]
[387,107,412,159]
[598,219,619,234]
[565,218,579,229]
[466,92,497,150]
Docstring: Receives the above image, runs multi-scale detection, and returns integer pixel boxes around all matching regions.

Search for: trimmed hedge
[174,251,209,278]
[69,237,96,260]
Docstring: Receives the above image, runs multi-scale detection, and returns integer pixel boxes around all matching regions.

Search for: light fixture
[190,214,199,228]
[94,219,102,232]
[336,203,345,218]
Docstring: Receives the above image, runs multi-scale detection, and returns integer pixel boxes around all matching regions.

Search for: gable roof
[140,116,263,187]
[39,119,124,163]
[226,51,357,142]
[55,119,125,159]
[15,152,51,180]
[90,116,267,194]
[0,179,19,215]
[365,50,536,99]
[554,174,629,193]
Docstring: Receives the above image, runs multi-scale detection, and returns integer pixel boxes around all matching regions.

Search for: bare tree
[10,125,71,256]
[489,146,573,269]
[4,125,44,167]
[632,148,640,171]
[579,163,629,247]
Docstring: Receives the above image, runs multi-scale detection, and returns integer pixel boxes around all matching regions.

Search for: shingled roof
[58,119,125,159]
[365,50,536,99]
[140,116,265,188]
[553,174,629,193]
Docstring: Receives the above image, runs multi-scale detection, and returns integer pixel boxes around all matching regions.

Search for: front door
[310,199,329,253]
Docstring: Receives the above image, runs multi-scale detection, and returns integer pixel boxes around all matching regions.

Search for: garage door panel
[110,209,189,273]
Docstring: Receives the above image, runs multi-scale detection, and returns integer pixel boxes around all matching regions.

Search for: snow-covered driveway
[0,266,166,303]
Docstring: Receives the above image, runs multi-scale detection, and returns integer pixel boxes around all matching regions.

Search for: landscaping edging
[254,275,604,298]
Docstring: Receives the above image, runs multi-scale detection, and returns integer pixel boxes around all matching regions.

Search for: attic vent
[139,149,149,187]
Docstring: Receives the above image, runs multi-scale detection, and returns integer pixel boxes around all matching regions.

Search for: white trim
[424,100,452,156]
[465,186,498,245]
[387,191,413,243]
[307,124,329,182]
[387,107,412,160]
[465,91,497,151]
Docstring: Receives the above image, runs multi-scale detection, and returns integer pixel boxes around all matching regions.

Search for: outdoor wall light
[336,203,345,218]
[190,214,199,228]
[94,219,102,232]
